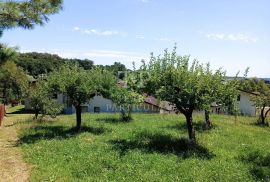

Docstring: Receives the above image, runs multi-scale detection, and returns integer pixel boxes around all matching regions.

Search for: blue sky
[1,0,270,77]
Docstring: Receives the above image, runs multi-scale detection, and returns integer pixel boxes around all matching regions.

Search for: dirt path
[0,115,31,182]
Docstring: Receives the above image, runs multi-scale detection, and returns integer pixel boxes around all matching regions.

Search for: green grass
[16,113,270,182]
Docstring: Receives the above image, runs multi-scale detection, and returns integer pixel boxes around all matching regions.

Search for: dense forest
[16,52,94,77]
[15,52,126,78]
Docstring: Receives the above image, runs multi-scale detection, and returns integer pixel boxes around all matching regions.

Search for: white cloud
[73,26,121,36]
[205,33,258,43]
[73,27,80,31]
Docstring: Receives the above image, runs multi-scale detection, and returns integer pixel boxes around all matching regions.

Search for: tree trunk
[205,110,212,129]
[184,112,196,141]
[34,110,39,120]
[260,105,266,125]
[75,106,82,131]
[264,108,270,125]
[265,108,270,118]
[127,105,132,121]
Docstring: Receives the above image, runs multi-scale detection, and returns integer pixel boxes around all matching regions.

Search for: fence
[0,105,5,126]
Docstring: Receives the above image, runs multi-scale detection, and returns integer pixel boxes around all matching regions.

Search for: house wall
[238,91,256,116]
[61,95,159,114]
[25,92,258,116]
[88,95,114,113]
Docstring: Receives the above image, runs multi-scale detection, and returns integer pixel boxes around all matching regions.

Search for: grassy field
[14,112,270,182]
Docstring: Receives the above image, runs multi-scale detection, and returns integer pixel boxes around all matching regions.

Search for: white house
[25,90,258,116]
[56,94,169,114]
[237,90,257,116]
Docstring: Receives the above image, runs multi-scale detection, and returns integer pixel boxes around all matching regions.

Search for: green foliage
[0,44,18,65]
[48,64,96,107]
[97,62,127,79]
[133,48,223,112]
[0,0,63,35]
[239,77,270,124]
[17,113,270,181]
[222,77,240,115]
[0,45,28,104]
[28,81,63,119]
[47,63,116,129]
[0,61,28,104]
[16,52,94,77]
[110,87,144,121]
[130,47,234,139]
[239,78,267,93]
[250,81,270,125]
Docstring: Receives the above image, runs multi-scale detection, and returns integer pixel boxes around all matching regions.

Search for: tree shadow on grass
[165,121,216,133]
[6,108,34,115]
[17,125,111,145]
[251,122,269,128]
[110,132,215,159]
[240,151,270,181]
[95,117,125,123]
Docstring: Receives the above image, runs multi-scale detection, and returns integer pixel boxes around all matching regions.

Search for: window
[237,94,241,101]
[52,93,58,99]
[94,107,100,113]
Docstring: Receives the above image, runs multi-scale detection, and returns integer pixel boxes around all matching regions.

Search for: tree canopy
[16,52,94,77]
[130,47,236,140]
[110,86,144,121]
[97,62,127,79]
[28,80,63,119]
[0,45,28,104]
[47,64,116,130]
[0,0,63,36]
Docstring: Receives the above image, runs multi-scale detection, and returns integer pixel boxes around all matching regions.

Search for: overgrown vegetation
[16,113,270,181]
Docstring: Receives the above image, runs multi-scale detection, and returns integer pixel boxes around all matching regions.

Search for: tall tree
[133,47,230,141]
[0,0,63,36]
[47,64,115,131]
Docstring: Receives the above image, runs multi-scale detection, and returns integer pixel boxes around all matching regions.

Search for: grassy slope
[17,113,270,182]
